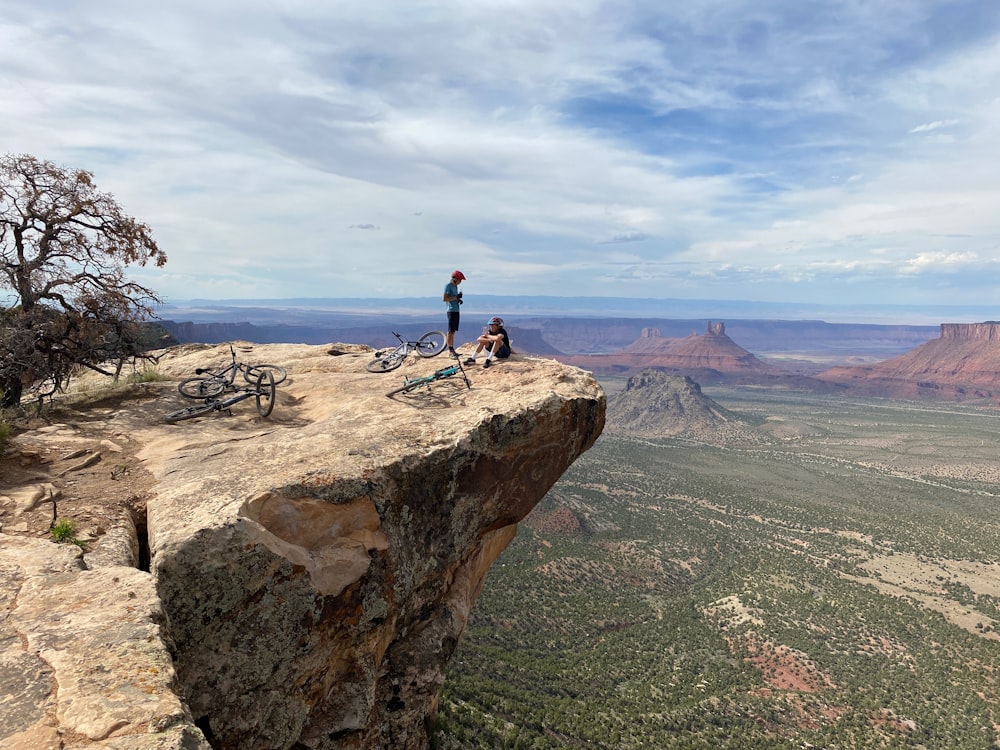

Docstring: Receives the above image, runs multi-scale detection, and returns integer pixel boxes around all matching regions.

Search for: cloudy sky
[3,1,1000,309]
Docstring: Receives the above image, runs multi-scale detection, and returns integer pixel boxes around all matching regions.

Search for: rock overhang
[135,342,606,749]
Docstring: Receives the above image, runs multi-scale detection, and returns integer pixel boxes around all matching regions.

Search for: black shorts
[497,344,511,358]
[447,311,460,333]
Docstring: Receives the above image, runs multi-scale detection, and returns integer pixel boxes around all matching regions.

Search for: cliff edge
[1,342,605,750]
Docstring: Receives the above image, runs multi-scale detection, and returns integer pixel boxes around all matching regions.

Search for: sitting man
[465,317,511,368]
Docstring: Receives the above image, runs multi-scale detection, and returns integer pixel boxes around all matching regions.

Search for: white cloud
[910,119,961,133]
[898,251,985,274]
[2,1,1000,308]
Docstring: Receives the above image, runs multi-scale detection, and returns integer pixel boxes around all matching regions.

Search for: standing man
[443,270,466,358]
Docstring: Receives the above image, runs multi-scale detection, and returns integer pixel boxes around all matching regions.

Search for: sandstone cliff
[1,342,605,749]
[817,322,1000,401]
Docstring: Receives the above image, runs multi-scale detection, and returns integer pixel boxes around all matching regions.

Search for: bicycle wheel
[366,349,404,372]
[165,401,219,423]
[416,330,447,358]
[255,369,276,417]
[178,377,226,399]
[244,364,287,386]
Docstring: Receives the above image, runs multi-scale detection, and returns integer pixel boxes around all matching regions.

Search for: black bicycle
[177,344,287,399]
[365,330,447,373]
[386,361,471,397]
[166,369,276,423]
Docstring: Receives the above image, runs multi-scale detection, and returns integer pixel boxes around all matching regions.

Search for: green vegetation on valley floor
[433,387,1000,749]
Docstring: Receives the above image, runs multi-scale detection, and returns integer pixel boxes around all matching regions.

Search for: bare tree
[0,153,167,408]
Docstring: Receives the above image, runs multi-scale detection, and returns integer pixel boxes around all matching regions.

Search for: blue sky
[3,1,1000,310]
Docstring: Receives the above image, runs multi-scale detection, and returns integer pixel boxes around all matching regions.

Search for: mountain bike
[365,330,447,373]
[386,360,471,397]
[166,369,276,422]
[177,344,287,399]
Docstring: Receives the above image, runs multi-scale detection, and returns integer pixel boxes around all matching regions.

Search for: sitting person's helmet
[489,317,504,326]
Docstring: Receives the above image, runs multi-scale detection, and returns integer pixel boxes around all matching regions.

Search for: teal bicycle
[386,361,471,397]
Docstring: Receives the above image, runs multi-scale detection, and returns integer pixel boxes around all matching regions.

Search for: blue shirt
[444,282,460,312]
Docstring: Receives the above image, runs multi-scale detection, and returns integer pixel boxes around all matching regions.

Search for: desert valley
[437,379,1000,748]
[429,318,1000,749]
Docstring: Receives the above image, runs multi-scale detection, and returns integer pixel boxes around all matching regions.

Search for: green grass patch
[0,418,11,454]
[50,517,85,547]
[126,368,170,384]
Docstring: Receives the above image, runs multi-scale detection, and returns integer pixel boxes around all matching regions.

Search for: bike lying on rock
[365,330,447,373]
[386,360,471,397]
[167,344,285,423]
[166,369,277,422]
[177,344,287,399]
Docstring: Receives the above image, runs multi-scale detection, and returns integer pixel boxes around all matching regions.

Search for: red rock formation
[649,321,769,372]
[559,321,773,380]
[817,322,1000,401]
[941,322,1000,340]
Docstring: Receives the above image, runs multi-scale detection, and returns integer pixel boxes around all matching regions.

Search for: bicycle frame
[198,344,241,384]
[386,360,471,397]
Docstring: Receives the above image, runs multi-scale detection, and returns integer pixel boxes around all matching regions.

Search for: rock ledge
[2,342,605,750]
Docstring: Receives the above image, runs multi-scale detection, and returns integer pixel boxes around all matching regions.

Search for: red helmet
[451,270,466,281]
